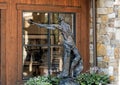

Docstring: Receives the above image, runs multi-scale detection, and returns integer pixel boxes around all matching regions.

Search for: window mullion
[47,13,51,75]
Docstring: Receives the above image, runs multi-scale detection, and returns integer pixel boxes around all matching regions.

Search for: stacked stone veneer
[90,0,120,84]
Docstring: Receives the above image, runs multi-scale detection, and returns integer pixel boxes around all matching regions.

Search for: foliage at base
[24,76,60,85]
[76,73,110,85]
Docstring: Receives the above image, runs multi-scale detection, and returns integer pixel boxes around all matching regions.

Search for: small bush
[76,73,110,85]
[24,76,60,85]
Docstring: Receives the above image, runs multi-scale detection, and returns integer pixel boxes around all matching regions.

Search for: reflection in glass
[51,46,63,75]
[22,12,75,79]
[23,46,48,79]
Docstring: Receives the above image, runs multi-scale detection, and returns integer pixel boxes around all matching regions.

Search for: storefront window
[22,12,75,79]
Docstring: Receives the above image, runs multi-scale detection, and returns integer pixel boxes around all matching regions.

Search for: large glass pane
[50,29,62,45]
[22,12,75,79]
[23,46,48,79]
[22,12,49,79]
[50,46,63,76]
[23,12,48,35]
[23,34,48,45]
[50,13,75,45]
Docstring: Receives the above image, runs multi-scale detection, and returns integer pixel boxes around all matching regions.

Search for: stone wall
[90,0,120,84]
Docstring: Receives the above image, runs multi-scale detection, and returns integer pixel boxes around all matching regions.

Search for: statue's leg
[70,47,83,77]
[73,59,83,77]
[58,44,71,78]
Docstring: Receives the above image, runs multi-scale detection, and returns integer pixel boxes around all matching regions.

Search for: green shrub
[76,73,110,85]
[24,76,60,85]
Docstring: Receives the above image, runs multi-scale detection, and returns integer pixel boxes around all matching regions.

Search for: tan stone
[107,8,113,14]
[100,24,107,29]
[90,0,120,84]
[96,0,105,8]
[109,62,118,67]
[101,15,108,23]
[118,10,120,18]
[97,43,106,56]
[99,27,107,35]
[97,61,108,68]
[114,47,120,59]
[103,56,110,62]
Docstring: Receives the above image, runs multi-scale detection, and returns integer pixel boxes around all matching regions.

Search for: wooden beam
[17,4,81,12]
[0,3,7,9]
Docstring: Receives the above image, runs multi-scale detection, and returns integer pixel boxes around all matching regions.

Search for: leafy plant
[49,76,61,85]
[24,66,111,85]
[76,73,110,85]
[24,76,60,85]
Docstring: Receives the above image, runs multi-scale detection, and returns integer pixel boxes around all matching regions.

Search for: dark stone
[59,78,79,85]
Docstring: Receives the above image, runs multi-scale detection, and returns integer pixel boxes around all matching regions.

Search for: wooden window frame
[17,4,81,83]
[0,2,7,85]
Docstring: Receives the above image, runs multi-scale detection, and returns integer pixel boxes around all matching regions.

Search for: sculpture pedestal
[59,78,79,85]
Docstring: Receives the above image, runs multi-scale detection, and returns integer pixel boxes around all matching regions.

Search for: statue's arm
[28,19,57,30]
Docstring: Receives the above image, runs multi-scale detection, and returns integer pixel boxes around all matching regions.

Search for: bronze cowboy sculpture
[28,17,83,84]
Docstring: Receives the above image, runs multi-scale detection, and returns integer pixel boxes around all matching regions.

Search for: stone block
[97,61,108,68]
[97,56,103,61]
[110,40,119,46]
[100,24,107,29]
[108,13,116,18]
[106,27,116,32]
[114,47,120,59]
[97,0,105,7]
[109,32,115,40]
[118,10,120,18]
[90,36,93,43]
[97,24,100,30]
[108,66,114,75]
[90,29,93,36]
[109,62,118,67]
[108,18,115,23]
[103,56,110,62]
[108,23,114,27]
[114,19,120,27]
[106,46,114,57]
[115,29,120,40]
[105,0,114,7]
[108,19,114,28]
[101,15,108,23]
[97,18,101,23]
[97,8,108,14]
[97,43,107,56]
[118,7,120,18]
[107,8,114,14]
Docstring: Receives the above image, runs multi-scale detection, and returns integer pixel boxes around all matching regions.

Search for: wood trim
[0,3,7,85]
[17,4,81,12]
[76,13,81,52]
[1,9,6,85]
[17,4,81,82]
[0,3,7,9]
[17,10,23,82]
[80,0,90,71]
